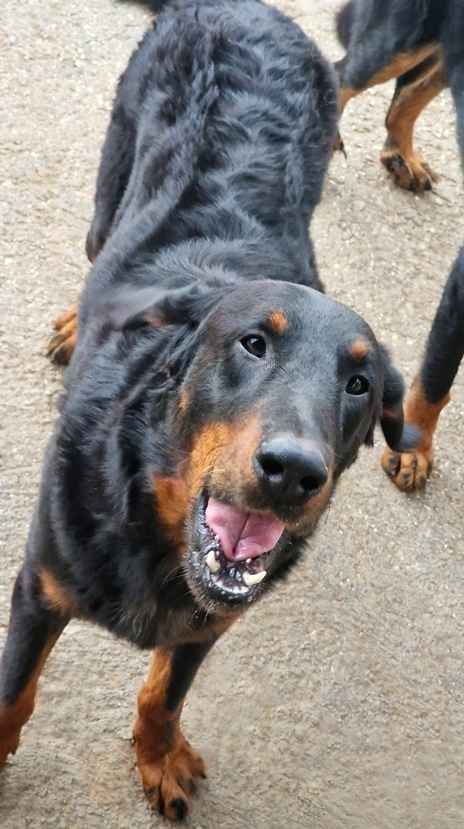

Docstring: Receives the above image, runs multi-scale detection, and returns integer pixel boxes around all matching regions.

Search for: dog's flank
[1,0,417,819]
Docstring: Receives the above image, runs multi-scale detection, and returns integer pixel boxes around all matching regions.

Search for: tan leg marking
[337,45,441,169]
[0,631,62,768]
[339,45,439,114]
[381,379,450,491]
[380,52,446,192]
[133,648,205,820]
[39,569,83,618]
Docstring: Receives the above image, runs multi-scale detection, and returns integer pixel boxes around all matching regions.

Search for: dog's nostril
[260,458,285,477]
[300,475,321,493]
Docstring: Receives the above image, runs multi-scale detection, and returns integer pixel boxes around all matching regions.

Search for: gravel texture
[1,1,464,827]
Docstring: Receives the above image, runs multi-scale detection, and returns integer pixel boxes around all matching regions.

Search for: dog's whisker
[161,566,183,586]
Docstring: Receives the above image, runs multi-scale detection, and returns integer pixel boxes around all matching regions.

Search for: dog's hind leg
[133,638,222,821]
[337,44,438,116]
[336,44,440,170]
[0,566,67,767]
[380,51,446,192]
[382,246,464,490]
[47,112,136,366]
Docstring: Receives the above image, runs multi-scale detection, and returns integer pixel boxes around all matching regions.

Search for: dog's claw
[333,131,347,158]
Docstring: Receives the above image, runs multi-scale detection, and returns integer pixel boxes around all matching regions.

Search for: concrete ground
[1,0,464,827]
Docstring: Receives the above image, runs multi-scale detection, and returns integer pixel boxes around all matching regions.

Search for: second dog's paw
[380,147,437,194]
[381,445,432,491]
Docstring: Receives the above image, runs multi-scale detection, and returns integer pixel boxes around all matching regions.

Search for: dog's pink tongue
[205,497,284,562]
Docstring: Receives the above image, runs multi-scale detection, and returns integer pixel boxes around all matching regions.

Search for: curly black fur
[0,1,416,814]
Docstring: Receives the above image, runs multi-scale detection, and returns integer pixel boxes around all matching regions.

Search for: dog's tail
[335,0,355,48]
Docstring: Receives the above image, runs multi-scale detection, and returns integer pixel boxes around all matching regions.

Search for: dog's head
[111,279,418,616]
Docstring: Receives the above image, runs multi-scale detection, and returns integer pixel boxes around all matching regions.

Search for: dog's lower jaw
[183,493,287,616]
[183,552,256,619]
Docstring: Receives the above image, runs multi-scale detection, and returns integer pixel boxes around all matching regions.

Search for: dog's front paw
[134,727,206,820]
[380,147,437,193]
[381,445,432,491]
[46,305,78,365]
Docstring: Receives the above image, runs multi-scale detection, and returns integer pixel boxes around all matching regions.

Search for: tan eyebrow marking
[349,340,371,361]
[267,310,289,334]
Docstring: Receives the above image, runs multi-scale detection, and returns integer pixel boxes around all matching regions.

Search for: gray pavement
[1,1,464,827]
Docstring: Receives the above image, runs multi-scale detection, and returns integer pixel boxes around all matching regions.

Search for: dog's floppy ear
[378,344,421,452]
[107,280,232,330]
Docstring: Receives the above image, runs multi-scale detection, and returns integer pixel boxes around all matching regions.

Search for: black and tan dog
[0,0,417,820]
[335,0,464,490]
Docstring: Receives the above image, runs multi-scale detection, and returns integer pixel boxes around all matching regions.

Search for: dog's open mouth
[189,495,285,604]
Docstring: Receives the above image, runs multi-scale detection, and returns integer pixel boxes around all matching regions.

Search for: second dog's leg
[382,246,464,490]
[337,44,439,116]
[380,53,446,192]
[336,45,441,171]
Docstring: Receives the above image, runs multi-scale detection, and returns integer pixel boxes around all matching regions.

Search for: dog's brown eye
[346,375,369,395]
[240,335,266,358]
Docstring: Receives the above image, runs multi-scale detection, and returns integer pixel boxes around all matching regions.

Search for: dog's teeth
[246,558,252,565]
[206,549,221,573]
[243,570,266,587]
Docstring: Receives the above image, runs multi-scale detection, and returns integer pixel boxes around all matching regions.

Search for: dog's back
[83,0,338,325]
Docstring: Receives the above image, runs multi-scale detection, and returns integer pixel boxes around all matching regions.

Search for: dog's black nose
[254,436,328,505]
